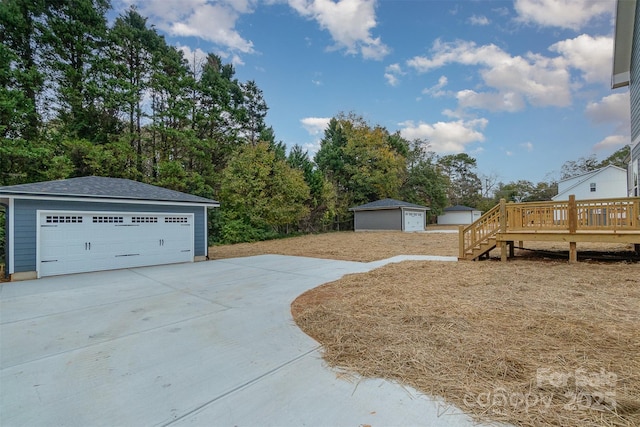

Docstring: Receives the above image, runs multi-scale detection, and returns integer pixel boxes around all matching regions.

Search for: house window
[590,183,596,192]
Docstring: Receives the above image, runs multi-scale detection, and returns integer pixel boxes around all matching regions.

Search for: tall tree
[288,144,336,231]
[315,114,406,229]
[315,117,349,194]
[149,41,195,177]
[0,0,46,140]
[107,6,161,177]
[220,142,310,242]
[42,0,111,140]
[438,153,482,207]
[401,141,448,215]
[599,145,630,169]
[194,53,244,178]
[560,154,600,180]
[239,80,268,145]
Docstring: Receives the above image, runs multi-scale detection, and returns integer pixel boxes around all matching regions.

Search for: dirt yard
[209,229,459,262]
[210,231,640,426]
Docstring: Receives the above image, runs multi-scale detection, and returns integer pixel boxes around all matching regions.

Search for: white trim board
[1,194,219,208]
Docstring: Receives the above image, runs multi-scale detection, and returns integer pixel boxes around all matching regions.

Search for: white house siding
[554,167,628,201]
[438,210,481,225]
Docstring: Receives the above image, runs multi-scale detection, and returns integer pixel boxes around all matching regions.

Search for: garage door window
[131,216,158,223]
[165,216,188,223]
[93,216,124,223]
[45,215,83,223]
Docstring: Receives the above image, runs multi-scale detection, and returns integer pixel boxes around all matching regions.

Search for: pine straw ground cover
[292,260,640,427]
[208,230,459,262]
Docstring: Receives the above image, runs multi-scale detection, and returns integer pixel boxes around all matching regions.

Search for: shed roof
[443,205,479,212]
[0,176,219,206]
[349,198,429,212]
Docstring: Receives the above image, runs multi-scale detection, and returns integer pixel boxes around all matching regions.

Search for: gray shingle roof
[0,176,219,205]
[349,198,429,211]
[444,205,477,212]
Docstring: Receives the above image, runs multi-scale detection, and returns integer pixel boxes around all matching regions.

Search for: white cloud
[549,34,613,85]
[520,142,534,152]
[468,15,490,26]
[407,39,572,111]
[585,92,630,134]
[422,75,448,97]
[456,89,526,112]
[170,4,254,52]
[287,0,389,60]
[514,0,612,30]
[586,93,631,152]
[593,135,629,151]
[128,0,255,54]
[407,35,618,114]
[384,63,404,86]
[398,118,488,153]
[301,117,331,135]
[176,44,209,72]
[299,116,330,157]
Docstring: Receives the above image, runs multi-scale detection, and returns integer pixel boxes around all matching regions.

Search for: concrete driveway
[1,254,486,427]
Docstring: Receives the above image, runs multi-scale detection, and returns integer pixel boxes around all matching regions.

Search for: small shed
[0,176,219,280]
[437,205,482,225]
[349,198,429,232]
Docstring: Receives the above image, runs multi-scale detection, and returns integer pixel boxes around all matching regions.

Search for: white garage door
[403,210,424,232]
[37,211,194,277]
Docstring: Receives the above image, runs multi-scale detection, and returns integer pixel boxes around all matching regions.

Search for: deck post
[568,195,577,233]
[568,195,577,263]
[499,199,507,261]
[569,242,577,263]
[458,225,465,259]
[509,241,515,258]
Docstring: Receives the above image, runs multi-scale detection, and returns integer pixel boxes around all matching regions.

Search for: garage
[403,210,425,232]
[437,205,483,225]
[38,212,194,277]
[0,176,219,280]
[349,198,430,232]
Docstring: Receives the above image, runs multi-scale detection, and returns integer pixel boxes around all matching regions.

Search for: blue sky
[113,0,629,184]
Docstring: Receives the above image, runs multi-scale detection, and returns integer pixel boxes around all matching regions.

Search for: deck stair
[459,196,640,262]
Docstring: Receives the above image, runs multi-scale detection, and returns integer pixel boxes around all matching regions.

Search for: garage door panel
[38,212,194,277]
[403,211,424,232]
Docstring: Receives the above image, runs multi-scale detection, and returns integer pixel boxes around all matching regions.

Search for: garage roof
[0,176,219,206]
[443,205,479,212]
[349,198,430,211]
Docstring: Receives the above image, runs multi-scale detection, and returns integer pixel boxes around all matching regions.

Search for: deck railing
[459,203,501,259]
[460,196,640,259]
[506,196,640,232]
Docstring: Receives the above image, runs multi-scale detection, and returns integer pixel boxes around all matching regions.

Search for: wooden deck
[459,196,640,262]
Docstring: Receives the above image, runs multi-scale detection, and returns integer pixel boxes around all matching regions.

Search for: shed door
[403,211,424,232]
[38,212,193,277]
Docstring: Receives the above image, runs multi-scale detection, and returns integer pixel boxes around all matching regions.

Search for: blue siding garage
[0,177,219,280]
